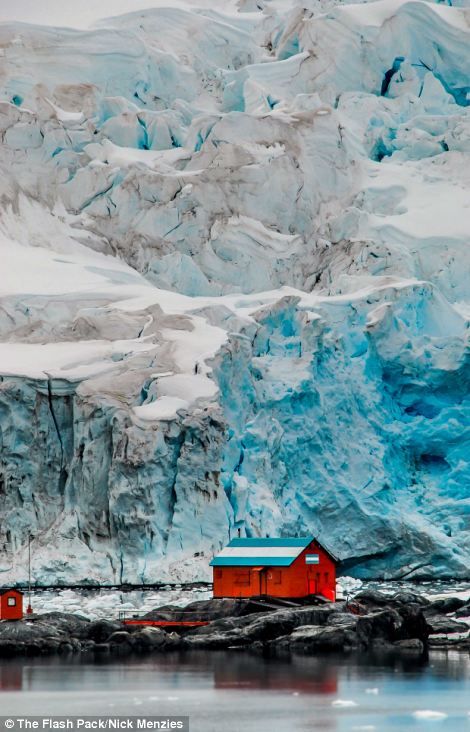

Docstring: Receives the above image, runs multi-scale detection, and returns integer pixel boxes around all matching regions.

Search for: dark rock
[87,619,123,643]
[132,627,180,652]
[0,620,61,643]
[30,612,90,639]
[142,604,181,621]
[42,639,61,653]
[184,631,235,650]
[353,590,392,607]
[356,609,402,646]
[107,631,134,646]
[186,612,267,636]
[330,601,348,613]
[144,598,254,622]
[81,640,96,651]
[239,612,296,642]
[395,604,429,644]
[278,625,357,653]
[429,635,470,650]
[184,601,431,654]
[355,604,428,649]
[0,617,88,655]
[426,616,469,635]
[455,603,470,618]
[107,632,134,656]
[344,600,366,615]
[184,606,333,649]
[353,590,428,612]
[393,639,424,652]
[70,638,83,652]
[327,613,358,629]
[0,597,456,658]
[425,597,467,615]
[390,592,429,606]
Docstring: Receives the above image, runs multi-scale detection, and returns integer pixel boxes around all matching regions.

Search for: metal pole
[27,534,33,614]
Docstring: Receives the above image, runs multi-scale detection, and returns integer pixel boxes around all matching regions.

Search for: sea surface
[0,650,469,732]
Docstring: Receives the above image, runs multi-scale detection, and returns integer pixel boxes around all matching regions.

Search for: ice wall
[0,0,469,583]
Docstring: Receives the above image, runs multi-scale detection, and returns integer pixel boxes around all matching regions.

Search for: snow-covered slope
[0,0,469,584]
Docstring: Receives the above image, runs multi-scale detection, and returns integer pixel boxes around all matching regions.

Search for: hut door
[259,570,268,595]
[308,578,317,595]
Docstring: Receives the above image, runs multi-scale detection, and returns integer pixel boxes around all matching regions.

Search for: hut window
[7,597,16,606]
[215,569,222,579]
[235,571,250,585]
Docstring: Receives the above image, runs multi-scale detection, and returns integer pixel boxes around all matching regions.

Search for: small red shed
[210,536,337,602]
[0,589,23,621]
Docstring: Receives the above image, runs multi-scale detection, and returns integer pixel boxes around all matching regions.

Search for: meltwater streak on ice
[0,0,469,584]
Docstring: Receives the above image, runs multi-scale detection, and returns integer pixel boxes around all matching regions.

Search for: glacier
[0,0,469,585]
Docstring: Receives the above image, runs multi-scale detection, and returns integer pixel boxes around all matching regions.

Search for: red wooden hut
[210,537,337,602]
[0,589,23,620]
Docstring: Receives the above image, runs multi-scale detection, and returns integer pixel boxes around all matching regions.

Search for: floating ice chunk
[413,711,448,720]
[338,577,363,593]
[332,700,358,708]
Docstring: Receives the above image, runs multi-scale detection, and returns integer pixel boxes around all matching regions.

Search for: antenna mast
[27,534,33,614]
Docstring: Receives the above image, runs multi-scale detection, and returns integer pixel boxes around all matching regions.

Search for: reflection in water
[0,664,22,691]
[0,651,469,732]
[202,652,338,693]
[0,650,437,693]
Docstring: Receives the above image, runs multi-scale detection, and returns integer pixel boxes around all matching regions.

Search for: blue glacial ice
[0,0,469,584]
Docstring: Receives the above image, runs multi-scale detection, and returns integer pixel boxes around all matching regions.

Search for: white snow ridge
[0,0,469,585]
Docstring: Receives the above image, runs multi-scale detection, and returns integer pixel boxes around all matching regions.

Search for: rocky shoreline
[0,591,469,658]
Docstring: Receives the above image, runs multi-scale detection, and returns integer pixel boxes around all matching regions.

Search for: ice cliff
[0,0,469,584]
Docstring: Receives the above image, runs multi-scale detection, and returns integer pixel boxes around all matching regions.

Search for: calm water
[0,651,469,731]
